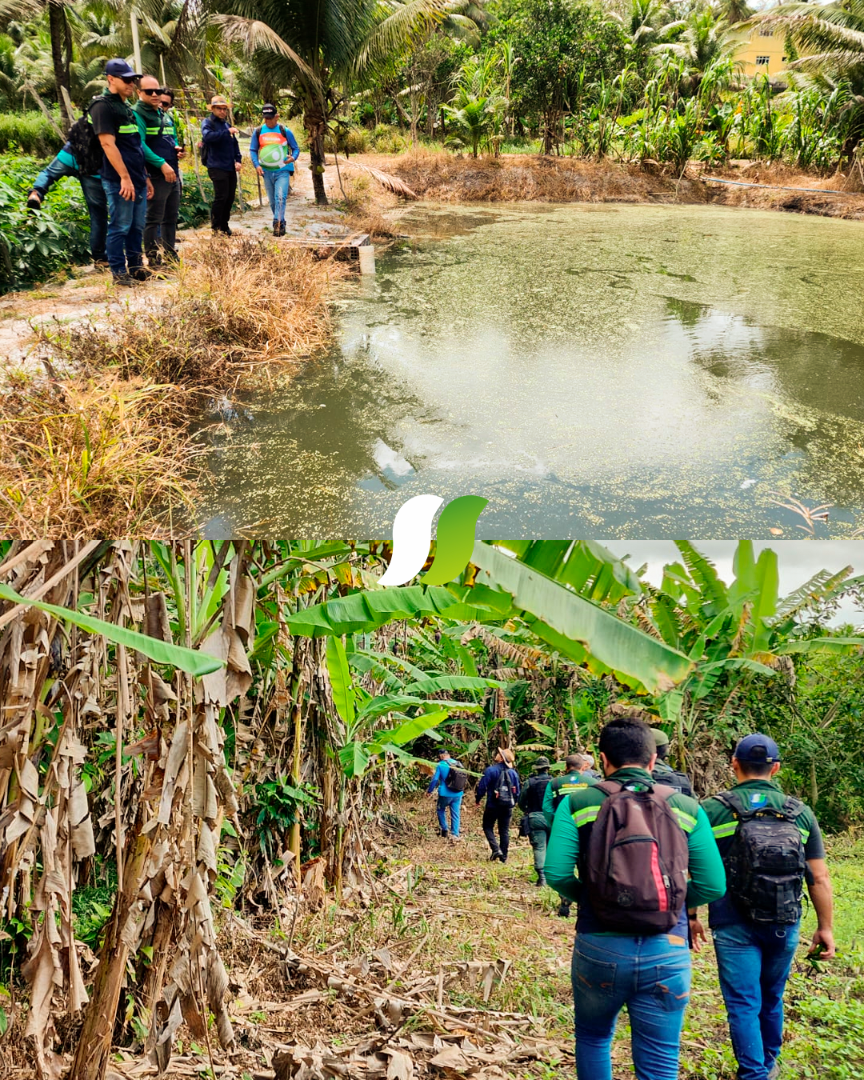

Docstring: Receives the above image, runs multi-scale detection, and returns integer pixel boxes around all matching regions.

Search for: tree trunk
[70,828,153,1080]
[305,106,328,206]
[47,0,72,129]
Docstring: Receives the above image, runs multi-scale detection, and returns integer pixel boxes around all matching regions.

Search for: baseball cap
[436,747,449,756]
[210,95,229,107]
[262,103,277,116]
[105,58,141,79]
[734,733,781,764]
[651,728,670,749]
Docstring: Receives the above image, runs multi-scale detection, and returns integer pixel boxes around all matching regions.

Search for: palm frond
[209,13,320,89]
[331,155,419,198]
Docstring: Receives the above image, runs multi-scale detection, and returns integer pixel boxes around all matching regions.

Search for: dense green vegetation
[0,0,861,213]
[0,538,862,1078]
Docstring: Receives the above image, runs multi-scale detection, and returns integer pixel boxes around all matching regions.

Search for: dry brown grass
[54,237,346,394]
[337,173,402,240]
[0,370,193,537]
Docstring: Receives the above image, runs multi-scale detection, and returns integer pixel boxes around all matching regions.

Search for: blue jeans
[102,179,147,275]
[572,932,691,1080]
[262,168,291,223]
[713,921,800,1080]
[34,160,107,262]
[436,795,462,837]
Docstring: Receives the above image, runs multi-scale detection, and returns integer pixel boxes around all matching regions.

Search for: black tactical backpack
[716,791,807,924]
[652,766,694,798]
[67,103,104,177]
[445,760,467,793]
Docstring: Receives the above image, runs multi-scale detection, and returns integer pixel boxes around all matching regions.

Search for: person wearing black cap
[90,59,154,284]
[650,728,695,797]
[425,747,466,841]
[694,733,835,1080]
[249,105,299,237]
[518,756,553,886]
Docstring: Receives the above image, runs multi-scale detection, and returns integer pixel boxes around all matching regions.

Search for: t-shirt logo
[258,128,288,169]
[749,793,768,808]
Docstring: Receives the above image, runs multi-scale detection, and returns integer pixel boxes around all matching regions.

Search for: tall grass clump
[0,370,193,537]
[56,238,345,391]
[0,111,64,156]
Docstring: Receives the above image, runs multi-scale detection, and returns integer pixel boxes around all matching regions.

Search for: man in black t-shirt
[90,58,154,285]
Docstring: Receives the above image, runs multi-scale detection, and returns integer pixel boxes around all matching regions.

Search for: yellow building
[732,24,788,78]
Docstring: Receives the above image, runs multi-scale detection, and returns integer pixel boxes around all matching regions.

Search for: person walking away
[90,59,154,286]
[519,756,552,886]
[650,729,695,796]
[26,122,108,268]
[201,96,242,236]
[425,747,467,841]
[249,104,299,237]
[475,749,520,862]
[693,733,834,1080]
[545,718,726,1080]
[134,76,180,266]
[543,754,597,917]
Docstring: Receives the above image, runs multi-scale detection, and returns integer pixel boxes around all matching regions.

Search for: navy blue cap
[436,747,449,756]
[262,103,277,115]
[105,58,142,79]
[734,733,781,764]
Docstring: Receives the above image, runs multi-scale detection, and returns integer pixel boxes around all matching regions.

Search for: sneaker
[448,834,462,843]
[111,273,137,287]
[26,191,42,211]
[767,1063,781,1080]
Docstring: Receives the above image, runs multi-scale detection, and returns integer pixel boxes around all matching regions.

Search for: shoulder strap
[650,783,678,803]
[715,790,751,819]
[280,124,289,140]
[595,779,623,798]
[781,795,806,820]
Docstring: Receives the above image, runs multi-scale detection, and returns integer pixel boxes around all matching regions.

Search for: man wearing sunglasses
[201,95,242,236]
[90,59,155,285]
[135,75,180,266]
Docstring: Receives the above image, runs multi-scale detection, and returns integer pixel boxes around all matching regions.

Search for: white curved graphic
[379,494,444,586]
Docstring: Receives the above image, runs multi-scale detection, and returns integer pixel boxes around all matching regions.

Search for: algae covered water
[199,202,864,538]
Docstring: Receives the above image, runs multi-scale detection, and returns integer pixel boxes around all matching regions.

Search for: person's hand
[229,126,239,136]
[809,929,836,959]
[161,163,177,183]
[146,178,154,200]
[235,162,242,173]
[119,176,135,201]
[176,149,185,159]
[689,917,707,953]
[256,165,264,176]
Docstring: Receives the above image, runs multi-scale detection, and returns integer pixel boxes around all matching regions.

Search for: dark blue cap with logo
[105,58,142,79]
[734,733,781,764]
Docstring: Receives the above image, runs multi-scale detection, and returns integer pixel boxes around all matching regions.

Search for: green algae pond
[199,202,864,538]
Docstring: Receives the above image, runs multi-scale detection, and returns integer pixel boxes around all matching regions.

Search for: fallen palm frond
[0,371,193,538]
[329,155,419,199]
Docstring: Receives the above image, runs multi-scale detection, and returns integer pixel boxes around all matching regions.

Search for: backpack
[652,766,694,798]
[715,791,806,925]
[67,105,103,177]
[445,760,467,793]
[199,139,209,167]
[585,780,689,934]
[493,764,516,807]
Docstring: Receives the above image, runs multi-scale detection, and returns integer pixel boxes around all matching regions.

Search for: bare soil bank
[380,151,864,221]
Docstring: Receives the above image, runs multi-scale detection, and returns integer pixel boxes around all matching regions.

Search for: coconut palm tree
[654,6,735,94]
[0,0,74,123]
[612,0,685,49]
[207,0,478,204]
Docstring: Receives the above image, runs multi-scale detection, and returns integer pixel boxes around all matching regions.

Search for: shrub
[178,169,214,228]
[0,111,65,157]
[0,152,91,292]
[369,124,409,154]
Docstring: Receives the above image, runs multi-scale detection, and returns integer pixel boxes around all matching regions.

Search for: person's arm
[545,797,581,904]
[684,804,727,909]
[511,770,521,798]
[249,127,261,171]
[287,128,300,162]
[201,118,220,144]
[806,858,835,957]
[426,763,442,795]
[97,134,134,200]
[518,779,530,813]
[475,768,488,804]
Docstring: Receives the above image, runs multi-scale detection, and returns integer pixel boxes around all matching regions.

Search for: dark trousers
[482,803,513,858]
[144,174,181,261]
[208,167,236,233]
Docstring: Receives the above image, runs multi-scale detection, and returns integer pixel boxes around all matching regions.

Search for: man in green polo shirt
[546,719,726,1080]
[691,733,835,1080]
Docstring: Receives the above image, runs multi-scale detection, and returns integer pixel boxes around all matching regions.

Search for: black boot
[557,900,571,918]
[489,850,502,862]
[535,871,546,887]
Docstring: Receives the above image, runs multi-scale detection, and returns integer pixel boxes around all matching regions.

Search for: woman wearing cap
[201,96,242,235]
[518,756,553,886]
[249,105,299,237]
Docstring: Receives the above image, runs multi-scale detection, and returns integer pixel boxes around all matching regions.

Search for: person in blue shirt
[201,95,242,236]
[425,748,465,841]
[27,141,108,268]
[475,748,520,862]
[249,104,299,237]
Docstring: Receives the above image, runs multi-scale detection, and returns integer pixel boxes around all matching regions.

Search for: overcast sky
[602,541,864,627]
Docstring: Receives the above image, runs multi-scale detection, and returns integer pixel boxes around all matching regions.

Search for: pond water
[199,202,864,538]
